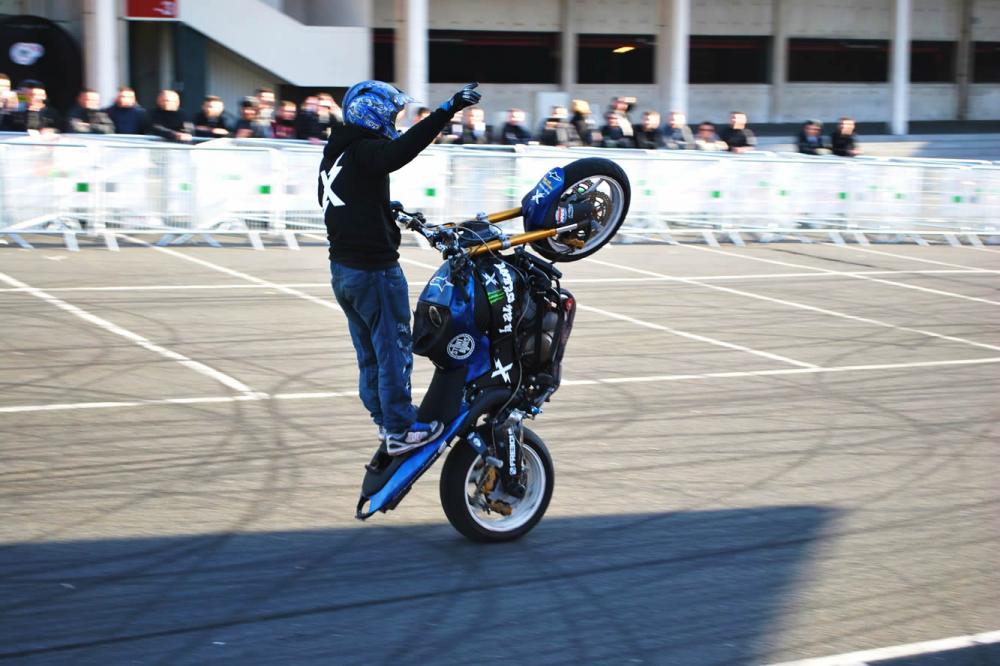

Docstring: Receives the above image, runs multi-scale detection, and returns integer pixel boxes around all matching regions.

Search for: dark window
[373,28,394,82]
[577,34,654,84]
[973,42,1000,82]
[428,30,558,83]
[689,36,771,84]
[911,41,955,82]
[788,39,888,82]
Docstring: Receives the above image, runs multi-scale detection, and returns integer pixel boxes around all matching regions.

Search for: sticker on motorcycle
[446,334,475,360]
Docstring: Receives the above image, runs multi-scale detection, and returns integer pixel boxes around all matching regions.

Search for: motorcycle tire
[530,157,631,262]
[440,428,554,543]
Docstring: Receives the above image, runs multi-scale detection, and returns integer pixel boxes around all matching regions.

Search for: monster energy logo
[487,289,505,304]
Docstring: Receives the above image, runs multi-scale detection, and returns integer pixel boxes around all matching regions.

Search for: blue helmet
[342,80,415,140]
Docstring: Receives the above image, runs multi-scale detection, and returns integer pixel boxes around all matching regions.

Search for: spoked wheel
[531,157,631,262]
[440,428,554,542]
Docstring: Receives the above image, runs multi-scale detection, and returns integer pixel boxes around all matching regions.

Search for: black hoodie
[317,108,451,269]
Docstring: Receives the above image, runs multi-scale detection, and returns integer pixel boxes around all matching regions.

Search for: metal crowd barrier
[0,136,997,251]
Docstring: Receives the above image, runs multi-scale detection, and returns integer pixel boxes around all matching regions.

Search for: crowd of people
[0,78,861,157]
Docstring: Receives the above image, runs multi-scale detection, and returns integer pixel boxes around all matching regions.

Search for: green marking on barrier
[758,180,768,187]
[644,189,653,196]
[895,193,904,200]
[180,183,191,192]
[259,185,271,195]
[952,195,962,203]
[75,182,89,193]
[779,189,788,196]
[425,187,437,197]
[838,192,847,200]
[711,190,721,199]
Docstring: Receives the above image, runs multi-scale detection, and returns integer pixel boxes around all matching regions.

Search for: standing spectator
[149,89,193,143]
[721,111,756,153]
[830,116,861,157]
[497,108,532,145]
[271,100,298,139]
[295,95,324,143]
[255,87,276,122]
[634,111,666,149]
[539,105,580,147]
[193,95,233,138]
[7,81,60,135]
[796,119,829,155]
[601,112,633,148]
[608,96,635,142]
[570,99,602,146]
[0,73,18,128]
[456,107,491,144]
[104,87,147,135]
[663,111,694,150]
[234,97,273,138]
[65,89,114,134]
[413,106,431,124]
[316,93,343,139]
[694,121,727,151]
[435,111,464,144]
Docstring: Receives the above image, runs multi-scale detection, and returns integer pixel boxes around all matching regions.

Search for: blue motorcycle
[356,158,631,542]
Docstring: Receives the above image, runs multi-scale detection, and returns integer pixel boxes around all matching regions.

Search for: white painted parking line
[765,628,1000,666]
[119,234,343,314]
[0,271,260,397]
[680,244,1000,307]
[3,356,998,415]
[588,258,1000,354]
[822,243,1000,271]
[578,303,818,368]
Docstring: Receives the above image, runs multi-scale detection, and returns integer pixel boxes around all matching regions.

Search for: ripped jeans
[330,261,416,433]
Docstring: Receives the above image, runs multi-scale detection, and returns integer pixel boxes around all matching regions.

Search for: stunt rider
[319,80,482,456]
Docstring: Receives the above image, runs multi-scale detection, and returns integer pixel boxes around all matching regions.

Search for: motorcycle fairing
[521,167,565,232]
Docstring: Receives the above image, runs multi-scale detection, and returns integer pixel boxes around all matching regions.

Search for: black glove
[439,82,481,113]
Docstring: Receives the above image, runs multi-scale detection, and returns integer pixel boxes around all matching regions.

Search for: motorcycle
[356,157,631,542]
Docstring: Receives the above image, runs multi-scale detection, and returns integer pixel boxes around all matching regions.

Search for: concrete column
[158,24,174,90]
[82,0,119,103]
[560,0,576,99]
[890,0,911,135]
[394,0,428,108]
[656,0,689,116]
[956,0,973,120]
[769,0,787,122]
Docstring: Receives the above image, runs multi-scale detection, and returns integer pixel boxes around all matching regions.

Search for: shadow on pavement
[0,505,838,665]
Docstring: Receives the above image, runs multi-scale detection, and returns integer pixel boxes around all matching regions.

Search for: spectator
[0,73,18,128]
[271,100,298,139]
[608,96,635,141]
[149,89,193,143]
[663,111,694,150]
[797,119,829,155]
[601,112,633,148]
[64,88,114,134]
[456,107,491,144]
[694,121,727,151]
[539,105,581,147]
[104,86,147,135]
[634,111,666,149]
[193,95,233,138]
[830,116,861,157]
[295,95,325,143]
[316,93,343,139]
[7,81,60,135]
[435,110,464,144]
[255,87,276,122]
[414,106,431,123]
[234,97,273,138]
[721,111,756,153]
[497,108,532,145]
[570,99,602,146]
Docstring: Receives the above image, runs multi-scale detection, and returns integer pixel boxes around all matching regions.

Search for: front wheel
[440,428,554,542]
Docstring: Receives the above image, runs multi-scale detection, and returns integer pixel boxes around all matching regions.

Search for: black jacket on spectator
[149,108,193,142]
[6,106,61,132]
[456,123,491,145]
[797,131,827,155]
[296,111,328,141]
[318,108,451,270]
[234,117,273,138]
[664,125,694,150]
[721,127,756,152]
[193,111,234,138]
[571,112,601,146]
[600,124,633,148]
[498,122,531,145]
[65,106,114,134]
[830,130,858,157]
[634,127,666,149]
[105,104,147,134]
[539,120,581,147]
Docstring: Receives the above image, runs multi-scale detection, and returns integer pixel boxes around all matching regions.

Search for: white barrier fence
[0,137,997,250]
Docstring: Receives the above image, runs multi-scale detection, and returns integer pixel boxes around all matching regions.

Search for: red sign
[126,0,178,20]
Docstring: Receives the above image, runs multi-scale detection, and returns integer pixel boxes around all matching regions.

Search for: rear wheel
[440,428,554,542]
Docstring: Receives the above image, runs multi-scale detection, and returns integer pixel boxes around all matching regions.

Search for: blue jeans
[330,261,416,433]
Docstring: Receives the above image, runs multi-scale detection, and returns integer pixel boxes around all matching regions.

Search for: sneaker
[385,421,444,456]
[377,425,387,443]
